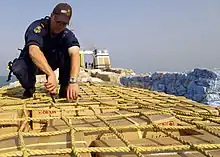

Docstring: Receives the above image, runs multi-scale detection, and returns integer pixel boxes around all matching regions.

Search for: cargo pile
[0,81,220,157]
[85,68,136,84]
[120,68,220,106]
[7,67,220,107]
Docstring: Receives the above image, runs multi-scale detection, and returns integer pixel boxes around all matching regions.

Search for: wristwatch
[69,77,78,84]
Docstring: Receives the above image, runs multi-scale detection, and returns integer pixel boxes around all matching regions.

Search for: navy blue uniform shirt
[23,16,80,57]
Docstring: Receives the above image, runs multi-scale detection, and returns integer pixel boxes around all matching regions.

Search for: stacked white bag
[120,68,220,106]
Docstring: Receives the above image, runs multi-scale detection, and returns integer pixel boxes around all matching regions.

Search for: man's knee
[11,58,36,89]
[11,59,27,76]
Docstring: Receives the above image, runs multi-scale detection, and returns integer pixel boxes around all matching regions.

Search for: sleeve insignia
[34,26,42,33]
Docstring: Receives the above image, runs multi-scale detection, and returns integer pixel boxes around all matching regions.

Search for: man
[11,3,80,101]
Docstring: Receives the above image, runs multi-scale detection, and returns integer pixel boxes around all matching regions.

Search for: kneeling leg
[11,58,36,97]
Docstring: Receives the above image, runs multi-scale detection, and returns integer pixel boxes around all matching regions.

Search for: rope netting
[0,82,220,157]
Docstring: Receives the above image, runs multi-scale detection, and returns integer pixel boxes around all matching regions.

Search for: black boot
[22,88,35,98]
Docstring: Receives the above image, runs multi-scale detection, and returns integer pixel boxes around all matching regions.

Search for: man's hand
[66,83,78,101]
[45,72,57,94]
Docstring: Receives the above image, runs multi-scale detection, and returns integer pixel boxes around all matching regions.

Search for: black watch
[69,77,77,84]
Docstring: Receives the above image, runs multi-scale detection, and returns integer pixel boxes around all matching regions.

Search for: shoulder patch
[34,25,42,33]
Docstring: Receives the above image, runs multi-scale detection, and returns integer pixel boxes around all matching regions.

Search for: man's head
[50,3,72,34]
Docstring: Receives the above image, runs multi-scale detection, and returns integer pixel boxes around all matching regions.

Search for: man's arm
[25,21,54,77]
[68,46,80,79]
[29,45,54,76]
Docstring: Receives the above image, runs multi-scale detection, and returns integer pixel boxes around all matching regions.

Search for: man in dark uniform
[11,3,80,101]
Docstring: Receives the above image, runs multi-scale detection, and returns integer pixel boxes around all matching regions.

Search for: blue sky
[0,0,220,75]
